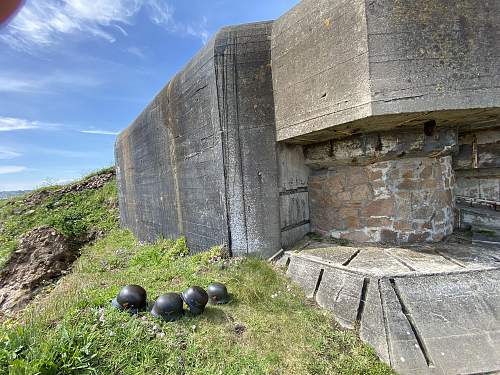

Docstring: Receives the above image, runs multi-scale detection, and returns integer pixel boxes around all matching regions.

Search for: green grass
[0,231,392,374]
[0,170,118,268]
[0,169,393,374]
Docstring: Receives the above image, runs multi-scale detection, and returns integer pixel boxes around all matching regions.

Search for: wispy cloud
[0,76,40,93]
[0,166,27,174]
[125,46,146,59]
[0,148,22,160]
[0,116,61,132]
[0,71,103,94]
[147,0,175,26]
[80,129,120,136]
[186,17,210,44]
[147,1,209,44]
[1,0,142,51]
[1,1,210,52]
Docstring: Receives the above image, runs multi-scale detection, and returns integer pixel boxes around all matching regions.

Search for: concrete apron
[277,243,500,374]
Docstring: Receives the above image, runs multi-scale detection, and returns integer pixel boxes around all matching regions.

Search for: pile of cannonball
[111,283,229,321]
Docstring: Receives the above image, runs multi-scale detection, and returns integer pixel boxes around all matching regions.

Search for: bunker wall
[271,0,500,143]
[367,0,500,116]
[453,126,500,233]
[116,22,282,256]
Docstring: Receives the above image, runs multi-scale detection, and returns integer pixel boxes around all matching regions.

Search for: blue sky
[0,0,299,191]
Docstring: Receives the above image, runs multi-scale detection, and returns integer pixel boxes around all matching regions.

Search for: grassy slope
[0,167,118,268]
[0,171,393,375]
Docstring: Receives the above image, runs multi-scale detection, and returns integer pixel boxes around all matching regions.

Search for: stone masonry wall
[309,156,455,243]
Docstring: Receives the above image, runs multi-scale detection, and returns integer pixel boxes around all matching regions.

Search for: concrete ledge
[284,243,500,374]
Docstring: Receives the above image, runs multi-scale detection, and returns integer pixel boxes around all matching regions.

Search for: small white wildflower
[109,331,116,337]
[192,325,197,332]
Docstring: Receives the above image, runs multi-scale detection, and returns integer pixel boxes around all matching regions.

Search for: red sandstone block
[348,170,369,186]
[367,217,392,227]
[351,184,373,201]
[366,199,395,217]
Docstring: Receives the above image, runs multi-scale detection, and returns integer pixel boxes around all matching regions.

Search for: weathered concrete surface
[278,144,311,248]
[453,127,500,237]
[281,242,500,374]
[272,0,500,143]
[304,128,458,168]
[116,22,281,257]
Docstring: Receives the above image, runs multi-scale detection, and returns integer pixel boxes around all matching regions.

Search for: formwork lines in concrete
[342,249,362,267]
[434,249,467,268]
[389,278,435,369]
[383,250,416,271]
[355,278,370,324]
[313,268,324,300]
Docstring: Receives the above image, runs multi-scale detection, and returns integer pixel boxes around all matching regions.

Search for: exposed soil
[0,226,105,320]
[0,170,116,319]
[0,227,89,318]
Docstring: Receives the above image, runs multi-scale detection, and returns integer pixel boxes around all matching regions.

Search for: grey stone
[316,267,365,329]
[359,280,390,364]
[304,128,458,168]
[116,22,281,257]
[287,243,500,374]
[272,0,500,143]
[286,256,322,298]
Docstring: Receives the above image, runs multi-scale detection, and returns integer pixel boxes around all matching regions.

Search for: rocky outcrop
[22,169,115,208]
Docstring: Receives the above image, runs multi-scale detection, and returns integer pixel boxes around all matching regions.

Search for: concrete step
[472,225,500,246]
[276,244,500,375]
[456,203,500,233]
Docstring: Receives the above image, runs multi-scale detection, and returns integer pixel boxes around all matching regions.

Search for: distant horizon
[0,0,299,191]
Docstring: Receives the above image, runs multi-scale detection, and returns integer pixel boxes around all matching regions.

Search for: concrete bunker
[116,0,500,256]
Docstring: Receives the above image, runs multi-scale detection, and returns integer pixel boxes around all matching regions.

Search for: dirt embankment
[0,170,116,319]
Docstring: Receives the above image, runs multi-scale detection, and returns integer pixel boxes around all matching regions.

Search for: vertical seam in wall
[356,278,370,324]
[214,44,233,253]
[231,31,250,255]
[165,82,184,236]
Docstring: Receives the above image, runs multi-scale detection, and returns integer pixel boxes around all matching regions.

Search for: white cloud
[0,117,38,131]
[1,0,210,51]
[1,0,142,51]
[147,0,175,26]
[0,166,27,174]
[0,149,22,160]
[0,116,61,132]
[0,71,102,94]
[125,46,146,59]
[0,76,40,93]
[80,129,120,136]
[147,1,209,44]
[186,17,209,44]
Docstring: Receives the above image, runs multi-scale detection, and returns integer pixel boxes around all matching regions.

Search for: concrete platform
[277,241,500,374]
